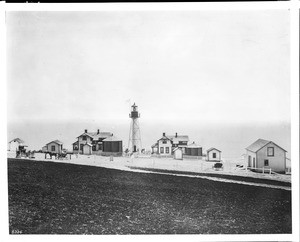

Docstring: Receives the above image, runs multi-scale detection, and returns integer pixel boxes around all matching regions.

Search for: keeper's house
[45,140,63,154]
[73,129,112,155]
[246,139,287,173]
[151,132,189,156]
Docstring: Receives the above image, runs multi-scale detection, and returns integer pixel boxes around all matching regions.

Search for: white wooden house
[73,129,112,155]
[8,138,25,151]
[246,139,287,173]
[151,132,189,156]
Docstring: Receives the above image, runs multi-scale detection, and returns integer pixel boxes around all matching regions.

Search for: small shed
[83,143,92,155]
[185,142,202,156]
[173,147,183,160]
[46,140,63,154]
[207,148,222,162]
[8,138,25,152]
[102,136,123,156]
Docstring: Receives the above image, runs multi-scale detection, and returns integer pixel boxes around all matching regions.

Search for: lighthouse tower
[128,103,142,153]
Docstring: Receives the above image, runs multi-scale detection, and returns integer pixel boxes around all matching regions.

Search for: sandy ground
[7,151,291,186]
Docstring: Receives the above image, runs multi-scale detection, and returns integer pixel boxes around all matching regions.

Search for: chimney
[163,132,165,137]
[85,129,88,133]
[97,129,100,134]
[175,132,178,138]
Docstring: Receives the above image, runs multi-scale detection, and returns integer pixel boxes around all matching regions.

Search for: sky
[6,10,291,157]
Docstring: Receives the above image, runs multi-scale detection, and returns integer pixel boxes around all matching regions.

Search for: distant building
[151,132,189,156]
[207,148,221,162]
[102,135,123,156]
[8,138,25,151]
[185,142,203,157]
[246,139,287,173]
[45,140,63,154]
[73,129,112,155]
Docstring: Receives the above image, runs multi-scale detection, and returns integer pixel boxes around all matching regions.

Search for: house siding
[246,150,257,168]
[207,149,221,161]
[46,142,62,154]
[158,139,172,156]
[256,143,286,172]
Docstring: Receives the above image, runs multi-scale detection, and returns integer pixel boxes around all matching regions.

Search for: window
[82,136,87,141]
[264,159,269,166]
[213,153,216,158]
[51,145,55,152]
[80,144,84,151]
[160,147,164,154]
[162,140,167,144]
[166,147,169,154]
[267,147,274,156]
[92,145,96,151]
[73,145,78,150]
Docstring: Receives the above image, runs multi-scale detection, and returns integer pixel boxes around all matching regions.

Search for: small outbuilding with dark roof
[246,138,287,173]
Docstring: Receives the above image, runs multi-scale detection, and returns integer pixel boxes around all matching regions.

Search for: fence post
[269,168,271,174]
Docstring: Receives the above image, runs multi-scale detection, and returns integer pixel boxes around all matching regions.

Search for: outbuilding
[207,148,222,162]
[8,138,25,152]
[83,143,92,155]
[102,135,123,156]
[45,140,63,154]
[246,139,287,173]
[185,142,202,157]
[173,147,183,160]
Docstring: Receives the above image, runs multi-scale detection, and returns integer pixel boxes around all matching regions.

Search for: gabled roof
[77,132,112,139]
[46,140,63,145]
[187,142,201,148]
[246,139,287,153]
[207,147,221,153]
[83,143,93,147]
[158,136,172,142]
[9,138,25,144]
[167,135,189,142]
[103,136,122,142]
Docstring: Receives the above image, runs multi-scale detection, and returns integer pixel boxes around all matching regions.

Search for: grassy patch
[8,158,291,234]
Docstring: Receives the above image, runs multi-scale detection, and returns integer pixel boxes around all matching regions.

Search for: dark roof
[151,143,158,148]
[207,147,221,153]
[246,139,287,153]
[46,140,63,145]
[77,131,112,139]
[9,138,25,144]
